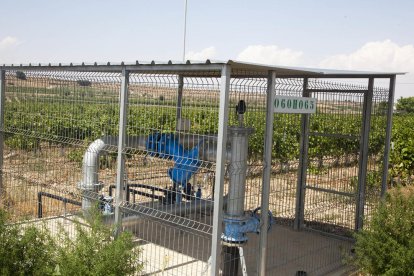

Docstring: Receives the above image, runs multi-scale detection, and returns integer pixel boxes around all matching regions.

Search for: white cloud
[319,40,414,73]
[237,45,303,66]
[186,46,217,61]
[319,40,414,98]
[0,36,20,51]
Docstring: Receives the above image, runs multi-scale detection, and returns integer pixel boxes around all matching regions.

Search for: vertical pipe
[38,192,43,218]
[210,65,231,276]
[226,127,252,217]
[294,78,310,230]
[381,76,396,197]
[126,184,130,203]
[355,78,374,231]
[0,70,5,204]
[257,71,276,276]
[114,68,129,236]
[176,75,184,131]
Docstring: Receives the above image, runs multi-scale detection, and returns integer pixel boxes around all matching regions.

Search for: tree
[77,80,92,87]
[396,97,414,113]
[353,187,414,275]
[15,71,27,80]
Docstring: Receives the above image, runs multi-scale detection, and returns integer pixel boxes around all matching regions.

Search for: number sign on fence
[274,96,317,114]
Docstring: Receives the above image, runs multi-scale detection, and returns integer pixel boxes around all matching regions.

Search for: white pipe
[80,136,146,210]
[81,138,108,210]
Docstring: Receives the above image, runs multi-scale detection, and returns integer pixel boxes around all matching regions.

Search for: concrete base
[126,215,353,276]
[24,215,353,276]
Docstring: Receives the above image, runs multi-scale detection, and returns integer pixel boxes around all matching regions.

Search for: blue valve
[221,208,274,244]
[146,132,201,190]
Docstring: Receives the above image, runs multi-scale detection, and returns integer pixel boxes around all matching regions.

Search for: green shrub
[15,71,27,80]
[396,96,414,114]
[0,209,57,275]
[55,209,142,275]
[5,134,40,151]
[353,187,414,275]
[0,208,142,276]
[67,148,84,166]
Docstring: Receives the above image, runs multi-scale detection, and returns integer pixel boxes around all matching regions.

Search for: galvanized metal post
[294,78,311,230]
[257,71,276,276]
[0,70,4,204]
[355,78,374,231]
[210,64,231,276]
[176,75,184,131]
[114,68,129,236]
[381,76,396,197]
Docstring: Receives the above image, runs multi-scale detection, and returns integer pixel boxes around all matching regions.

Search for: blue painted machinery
[146,132,201,202]
[144,101,274,246]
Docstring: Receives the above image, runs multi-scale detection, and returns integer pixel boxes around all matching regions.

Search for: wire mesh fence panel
[120,71,223,275]
[0,69,123,253]
[363,85,390,227]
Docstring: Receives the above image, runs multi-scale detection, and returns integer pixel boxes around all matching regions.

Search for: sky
[0,0,413,99]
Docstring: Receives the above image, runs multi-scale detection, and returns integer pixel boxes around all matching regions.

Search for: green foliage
[0,209,57,275]
[55,209,141,276]
[350,171,383,195]
[5,95,414,182]
[376,101,389,115]
[389,115,414,183]
[396,96,414,114]
[67,148,84,166]
[5,134,40,151]
[15,71,27,81]
[353,187,414,275]
[77,80,92,87]
[0,208,142,276]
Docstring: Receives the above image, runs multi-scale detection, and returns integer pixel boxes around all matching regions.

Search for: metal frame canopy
[0,60,404,276]
[0,59,404,78]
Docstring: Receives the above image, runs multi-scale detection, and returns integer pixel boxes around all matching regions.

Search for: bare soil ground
[1,143,371,237]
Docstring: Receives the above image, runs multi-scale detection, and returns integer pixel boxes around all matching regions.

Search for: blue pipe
[146,132,201,190]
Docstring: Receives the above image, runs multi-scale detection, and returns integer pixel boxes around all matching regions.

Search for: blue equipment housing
[146,133,201,190]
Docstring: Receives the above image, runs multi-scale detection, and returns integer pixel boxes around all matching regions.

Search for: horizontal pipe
[127,189,164,201]
[108,184,167,198]
[110,183,198,203]
[127,183,167,192]
[37,192,81,218]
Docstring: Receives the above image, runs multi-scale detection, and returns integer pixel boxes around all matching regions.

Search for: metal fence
[0,61,396,275]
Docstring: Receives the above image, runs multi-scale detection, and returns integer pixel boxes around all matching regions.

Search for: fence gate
[295,79,374,236]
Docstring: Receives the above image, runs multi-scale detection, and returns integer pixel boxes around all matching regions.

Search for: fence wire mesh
[0,65,393,275]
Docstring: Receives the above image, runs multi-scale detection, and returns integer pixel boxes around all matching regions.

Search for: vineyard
[5,96,412,185]
[3,100,367,172]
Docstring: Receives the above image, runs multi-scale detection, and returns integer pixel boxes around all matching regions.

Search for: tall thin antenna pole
[183,0,188,62]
